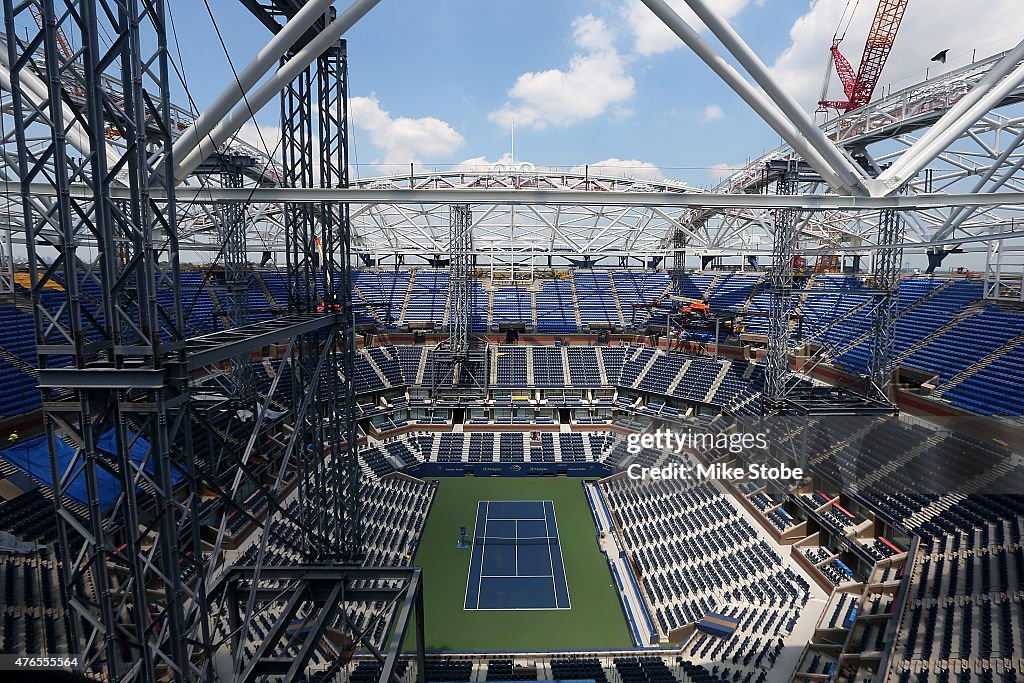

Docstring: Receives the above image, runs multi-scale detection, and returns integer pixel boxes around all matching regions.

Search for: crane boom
[818,0,910,113]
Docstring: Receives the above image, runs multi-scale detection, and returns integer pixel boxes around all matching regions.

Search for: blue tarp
[2,434,121,512]
[1,428,178,513]
[97,429,182,486]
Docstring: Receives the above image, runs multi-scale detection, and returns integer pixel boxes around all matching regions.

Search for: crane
[817,0,911,113]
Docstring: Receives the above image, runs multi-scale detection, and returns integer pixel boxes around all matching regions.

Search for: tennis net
[473,535,558,546]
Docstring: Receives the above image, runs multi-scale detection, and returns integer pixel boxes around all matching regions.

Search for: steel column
[3,1,212,679]
[217,166,255,397]
[448,204,473,358]
[867,208,905,400]
[764,164,800,409]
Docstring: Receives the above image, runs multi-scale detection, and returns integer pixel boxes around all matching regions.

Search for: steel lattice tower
[447,204,474,359]
[763,163,800,409]
[218,162,256,398]
[867,208,905,401]
[0,3,399,678]
[3,0,214,678]
[431,203,487,392]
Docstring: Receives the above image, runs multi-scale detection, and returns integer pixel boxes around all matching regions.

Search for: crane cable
[835,0,863,44]
[819,0,863,111]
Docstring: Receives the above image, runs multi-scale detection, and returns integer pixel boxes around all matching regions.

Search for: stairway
[415,347,428,385]
[441,278,454,328]
[666,359,692,394]
[631,350,662,389]
[740,275,765,314]
[702,272,721,300]
[891,307,981,365]
[704,362,732,403]
[489,344,499,385]
[790,275,818,330]
[828,278,963,360]
[525,346,536,385]
[607,272,626,326]
[802,298,874,346]
[396,271,416,326]
[352,279,386,325]
[362,350,391,388]
[0,347,38,378]
[935,330,1024,395]
[560,346,571,386]
[567,272,583,330]
[253,271,279,309]
[596,348,609,385]
[638,280,675,328]
[530,290,538,330]
[486,289,495,330]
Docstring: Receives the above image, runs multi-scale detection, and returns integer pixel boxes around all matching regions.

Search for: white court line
[485,517,545,521]
[462,501,486,611]
[464,499,570,611]
[476,501,489,609]
[514,519,519,577]
[542,501,559,607]
[478,574,555,579]
[547,500,572,609]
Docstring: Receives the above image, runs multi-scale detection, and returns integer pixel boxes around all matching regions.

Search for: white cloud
[451,153,530,172]
[770,0,1024,112]
[708,162,738,183]
[235,122,282,159]
[571,158,663,181]
[489,15,635,130]
[701,104,725,122]
[350,94,464,167]
[625,0,752,56]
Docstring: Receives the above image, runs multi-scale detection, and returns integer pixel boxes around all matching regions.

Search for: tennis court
[464,500,571,610]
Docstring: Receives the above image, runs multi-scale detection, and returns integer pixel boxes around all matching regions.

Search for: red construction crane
[817,0,911,113]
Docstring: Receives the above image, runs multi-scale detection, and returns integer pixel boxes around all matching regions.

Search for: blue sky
[167,1,1023,188]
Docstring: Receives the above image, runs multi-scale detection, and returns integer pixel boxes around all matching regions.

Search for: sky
[166,0,1024,189]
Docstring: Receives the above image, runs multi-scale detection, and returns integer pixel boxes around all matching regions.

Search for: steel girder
[217,164,255,398]
[763,164,800,409]
[217,565,426,683]
[3,1,213,680]
[277,36,360,569]
[431,203,488,392]
[5,28,1024,264]
[447,204,473,357]
[867,208,905,400]
[685,51,1024,262]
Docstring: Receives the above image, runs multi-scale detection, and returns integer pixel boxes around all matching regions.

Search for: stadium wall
[408,461,613,478]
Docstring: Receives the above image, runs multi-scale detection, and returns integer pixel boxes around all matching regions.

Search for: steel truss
[277,37,360,565]
[2,2,373,680]
[194,153,257,399]
[448,204,473,357]
[984,224,1024,302]
[867,208,905,400]
[763,162,801,409]
[3,1,213,679]
[217,565,425,683]
[432,204,487,393]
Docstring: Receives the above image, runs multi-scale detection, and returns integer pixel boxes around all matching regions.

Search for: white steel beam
[0,55,123,181]
[175,0,380,180]
[13,181,1024,211]
[880,38,1024,187]
[932,125,1024,241]
[171,0,335,181]
[681,0,871,197]
[639,0,851,193]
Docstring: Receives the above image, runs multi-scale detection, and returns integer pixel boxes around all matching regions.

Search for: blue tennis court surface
[464,500,570,610]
